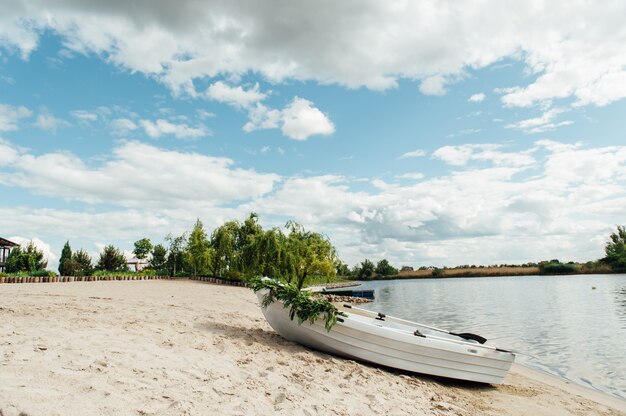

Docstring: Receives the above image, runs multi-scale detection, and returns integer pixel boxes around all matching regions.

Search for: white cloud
[419,75,447,96]
[0,139,23,165]
[468,93,486,103]
[505,108,574,133]
[399,149,426,159]
[0,140,279,209]
[205,81,267,108]
[0,103,31,131]
[244,97,335,140]
[433,144,536,167]
[2,138,626,267]
[396,172,424,180]
[196,110,216,120]
[34,110,69,132]
[110,118,138,135]
[280,97,335,140]
[3,2,626,109]
[140,119,209,139]
[70,110,98,122]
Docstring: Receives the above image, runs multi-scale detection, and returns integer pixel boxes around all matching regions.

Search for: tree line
[4,220,626,282]
[56,213,337,289]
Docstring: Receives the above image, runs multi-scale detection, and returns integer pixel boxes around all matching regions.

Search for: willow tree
[210,220,240,278]
[284,221,337,289]
[252,227,289,280]
[237,213,264,276]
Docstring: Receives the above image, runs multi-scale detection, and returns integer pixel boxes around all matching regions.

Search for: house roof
[0,237,18,247]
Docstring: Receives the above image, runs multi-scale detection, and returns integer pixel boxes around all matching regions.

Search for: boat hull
[257,291,515,384]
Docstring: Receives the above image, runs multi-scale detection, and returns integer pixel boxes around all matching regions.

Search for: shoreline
[352,270,625,283]
[1,280,624,415]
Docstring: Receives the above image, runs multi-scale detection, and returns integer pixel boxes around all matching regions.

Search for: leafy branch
[249,277,346,331]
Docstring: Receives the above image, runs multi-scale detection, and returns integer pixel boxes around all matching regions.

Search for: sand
[0,280,624,416]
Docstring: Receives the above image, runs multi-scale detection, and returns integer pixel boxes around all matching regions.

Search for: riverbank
[353,264,620,281]
[0,280,624,415]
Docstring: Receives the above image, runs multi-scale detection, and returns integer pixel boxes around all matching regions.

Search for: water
[356,274,626,399]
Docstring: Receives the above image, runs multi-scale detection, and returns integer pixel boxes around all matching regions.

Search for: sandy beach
[1,280,624,416]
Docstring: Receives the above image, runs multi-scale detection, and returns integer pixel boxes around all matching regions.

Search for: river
[357,274,626,399]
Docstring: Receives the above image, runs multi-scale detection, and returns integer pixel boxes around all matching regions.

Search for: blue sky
[1,1,626,270]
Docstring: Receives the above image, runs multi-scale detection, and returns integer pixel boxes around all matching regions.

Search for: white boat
[257,290,515,384]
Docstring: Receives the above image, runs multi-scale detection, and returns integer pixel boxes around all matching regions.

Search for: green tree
[150,244,167,271]
[4,246,25,273]
[133,238,153,260]
[58,241,74,276]
[187,219,212,277]
[251,227,289,280]
[602,225,626,271]
[359,259,375,278]
[335,261,350,277]
[59,240,74,276]
[210,220,240,277]
[375,259,398,276]
[165,233,187,276]
[73,249,93,276]
[5,242,47,273]
[237,213,264,276]
[96,245,128,272]
[284,221,337,289]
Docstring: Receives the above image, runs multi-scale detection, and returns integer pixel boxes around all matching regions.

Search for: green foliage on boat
[248,277,346,332]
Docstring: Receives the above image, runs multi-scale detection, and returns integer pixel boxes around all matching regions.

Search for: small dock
[323,288,375,299]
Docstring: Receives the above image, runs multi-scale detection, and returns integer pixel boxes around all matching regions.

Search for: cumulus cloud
[205,81,267,108]
[2,1,626,110]
[244,97,335,140]
[139,119,209,139]
[468,93,486,103]
[203,81,335,139]
[280,97,335,140]
[419,75,448,96]
[2,138,626,266]
[0,140,279,209]
[0,103,31,131]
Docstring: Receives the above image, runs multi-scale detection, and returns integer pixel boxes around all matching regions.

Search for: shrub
[539,262,577,274]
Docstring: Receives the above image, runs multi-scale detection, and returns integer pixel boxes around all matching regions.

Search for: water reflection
[360,274,626,400]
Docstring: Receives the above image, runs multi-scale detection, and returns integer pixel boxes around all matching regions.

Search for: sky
[1,0,626,270]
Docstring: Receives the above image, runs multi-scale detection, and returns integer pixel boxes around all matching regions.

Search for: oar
[342,304,488,344]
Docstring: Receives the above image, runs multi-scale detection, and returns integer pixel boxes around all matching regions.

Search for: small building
[127,257,150,272]
[0,237,18,273]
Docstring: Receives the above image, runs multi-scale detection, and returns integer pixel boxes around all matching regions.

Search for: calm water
[357,274,626,399]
